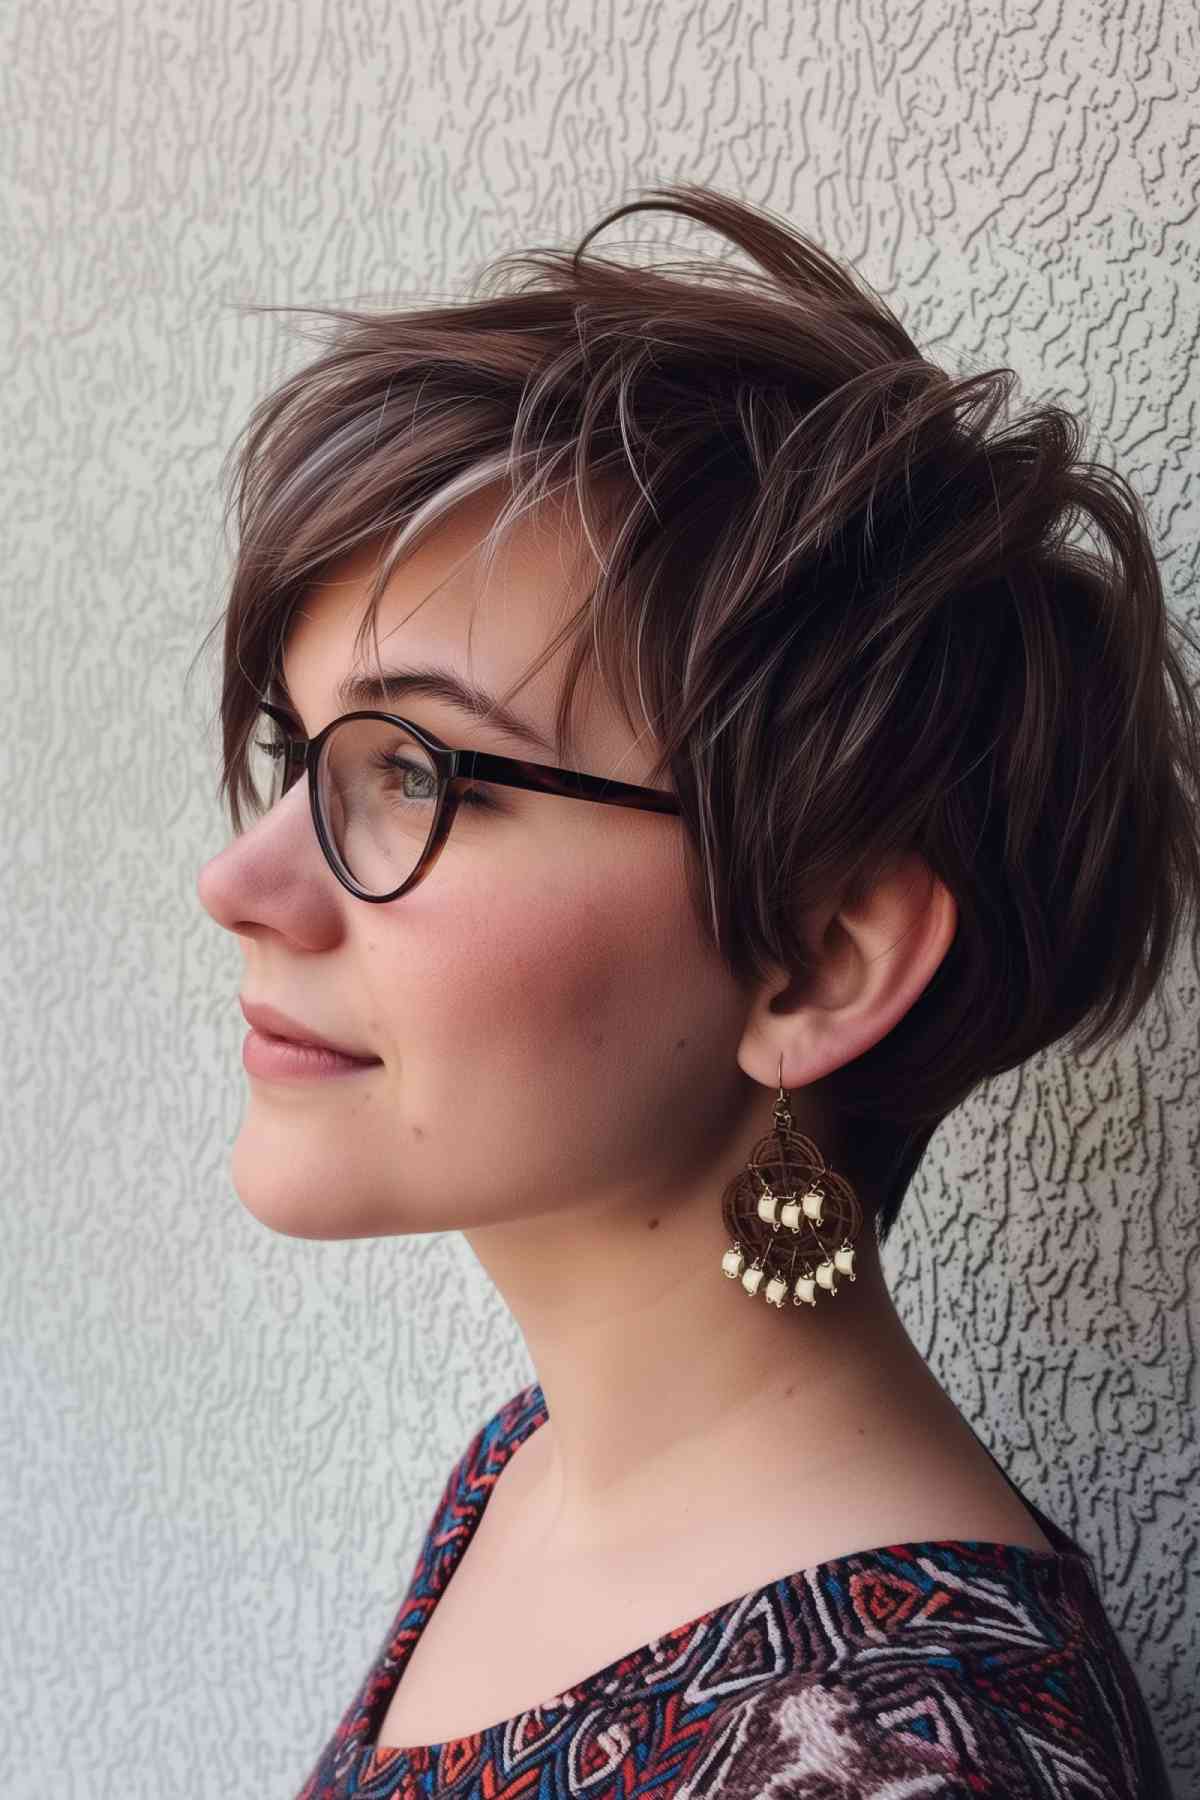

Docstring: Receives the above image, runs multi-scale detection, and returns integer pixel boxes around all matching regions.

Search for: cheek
[369,837,718,1093]
[398,864,671,1053]
[349,832,746,1214]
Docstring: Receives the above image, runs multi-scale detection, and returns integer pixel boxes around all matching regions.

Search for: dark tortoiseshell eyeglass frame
[255,699,683,904]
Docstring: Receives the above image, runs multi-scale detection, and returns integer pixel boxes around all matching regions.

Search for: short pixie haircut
[204,182,1200,1241]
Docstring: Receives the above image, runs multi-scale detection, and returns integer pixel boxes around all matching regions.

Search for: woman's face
[196,485,756,1242]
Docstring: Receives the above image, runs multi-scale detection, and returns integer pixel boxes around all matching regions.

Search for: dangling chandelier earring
[720,1055,862,1310]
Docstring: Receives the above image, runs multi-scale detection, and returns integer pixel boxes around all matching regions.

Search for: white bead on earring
[718,1055,863,1320]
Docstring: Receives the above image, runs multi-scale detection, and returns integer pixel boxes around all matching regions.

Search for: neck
[463,1185,941,1556]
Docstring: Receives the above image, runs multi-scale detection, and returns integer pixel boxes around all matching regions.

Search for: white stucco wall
[4,3,1197,1794]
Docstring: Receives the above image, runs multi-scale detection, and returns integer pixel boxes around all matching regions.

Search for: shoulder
[450,1380,548,1498]
[414,1381,548,1568]
[424,1381,546,1506]
[663,1542,1169,1800]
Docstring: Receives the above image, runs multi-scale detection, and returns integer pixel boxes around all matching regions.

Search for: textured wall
[4,2,1198,1795]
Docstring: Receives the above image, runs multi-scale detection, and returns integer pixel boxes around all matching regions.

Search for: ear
[737,850,958,1092]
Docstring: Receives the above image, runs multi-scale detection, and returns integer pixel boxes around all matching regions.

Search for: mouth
[242,1027,384,1082]
[239,997,383,1064]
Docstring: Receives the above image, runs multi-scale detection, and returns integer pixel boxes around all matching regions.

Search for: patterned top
[295,1381,1172,1799]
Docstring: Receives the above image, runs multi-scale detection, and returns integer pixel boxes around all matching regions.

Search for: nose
[196,780,346,950]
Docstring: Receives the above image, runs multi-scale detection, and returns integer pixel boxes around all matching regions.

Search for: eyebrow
[269,663,557,758]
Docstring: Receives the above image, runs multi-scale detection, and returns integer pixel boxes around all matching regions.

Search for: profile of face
[196,483,760,1244]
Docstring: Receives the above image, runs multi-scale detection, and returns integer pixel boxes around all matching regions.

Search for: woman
[196,184,1196,1797]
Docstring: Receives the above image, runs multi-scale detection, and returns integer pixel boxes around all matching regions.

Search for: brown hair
[196,182,1200,1241]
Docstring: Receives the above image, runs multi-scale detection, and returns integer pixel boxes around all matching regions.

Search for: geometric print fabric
[295,1382,1171,1799]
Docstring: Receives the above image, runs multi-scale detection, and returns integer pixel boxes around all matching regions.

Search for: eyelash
[252,737,497,809]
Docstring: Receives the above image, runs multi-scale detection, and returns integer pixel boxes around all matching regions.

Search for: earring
[719,1055,862,1310]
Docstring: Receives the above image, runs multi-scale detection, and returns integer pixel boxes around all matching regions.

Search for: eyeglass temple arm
[461,748,681,816]
[256,700,680,816]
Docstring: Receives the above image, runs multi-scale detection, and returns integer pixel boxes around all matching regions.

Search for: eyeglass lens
[252,714,439,897]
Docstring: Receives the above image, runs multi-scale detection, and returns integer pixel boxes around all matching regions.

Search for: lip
[242,1028,383,1082]
[239,997,382,1063]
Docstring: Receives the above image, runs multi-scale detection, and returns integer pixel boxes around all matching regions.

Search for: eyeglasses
[252,699,682,903]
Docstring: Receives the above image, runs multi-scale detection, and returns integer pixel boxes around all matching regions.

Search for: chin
[228,1130,381,1240]
[227,1121,460,1241]
[229,1180,350,1241]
